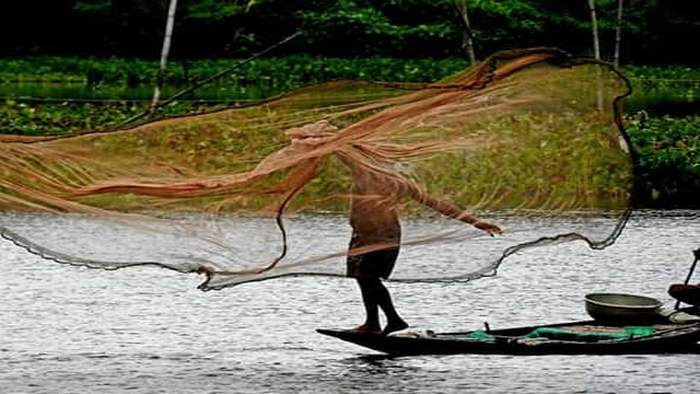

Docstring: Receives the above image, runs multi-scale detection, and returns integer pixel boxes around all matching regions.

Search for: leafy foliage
[296,0,457,56]
[626,114,700,207]
[0,56,469,86]
[0,99,222,136]
[1,0,698,63]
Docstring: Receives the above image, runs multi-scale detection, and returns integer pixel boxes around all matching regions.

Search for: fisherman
[285,120,502,335]
[668,249,700,309]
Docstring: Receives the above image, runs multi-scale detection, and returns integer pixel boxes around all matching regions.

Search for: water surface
[1,210,698,393]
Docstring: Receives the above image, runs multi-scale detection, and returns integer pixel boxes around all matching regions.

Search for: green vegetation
[1,56,698,135]
[0,56,469,87]
[624,65,700,81]
[1,55,698,208]
[4,0,698,64]
[0,99,227,136]
[0,2,696,209]
[2,56,698,88]
[0,56,470,136]
[627,115,700,207]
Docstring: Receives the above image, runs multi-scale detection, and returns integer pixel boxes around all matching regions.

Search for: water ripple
[1,210,699,393]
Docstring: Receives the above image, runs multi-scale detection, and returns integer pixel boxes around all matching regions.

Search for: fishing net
[0,48,634,290]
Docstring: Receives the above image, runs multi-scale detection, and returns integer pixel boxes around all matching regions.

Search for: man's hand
[474,220,502,236]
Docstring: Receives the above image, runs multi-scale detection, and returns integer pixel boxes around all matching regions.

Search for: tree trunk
[150,0,179,113]
[455,0,476,65]
[614,0,624,67]
[587,0,603,111]
[587,0,601,60]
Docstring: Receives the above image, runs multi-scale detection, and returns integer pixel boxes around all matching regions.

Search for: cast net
[0,48,634,290]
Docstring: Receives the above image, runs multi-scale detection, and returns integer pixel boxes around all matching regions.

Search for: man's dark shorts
[346,232,400,279]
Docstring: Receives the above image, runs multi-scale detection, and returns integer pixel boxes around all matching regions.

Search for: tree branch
[120,31,301,128]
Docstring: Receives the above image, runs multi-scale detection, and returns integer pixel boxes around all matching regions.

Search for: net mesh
[0,48,634,290]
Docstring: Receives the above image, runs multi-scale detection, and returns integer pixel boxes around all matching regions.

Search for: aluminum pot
[585,293,662,324]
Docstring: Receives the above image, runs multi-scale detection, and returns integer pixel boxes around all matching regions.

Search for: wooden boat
[317,320,700,355]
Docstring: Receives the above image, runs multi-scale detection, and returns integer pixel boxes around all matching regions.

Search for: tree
[454,0,477,64]
[587,0,603,111]
[613,0,624,66]
[296,0,456,56]
[2,0,698,63]
[151,0,179,113]
[182,0,261,54]
[587,0,601,60]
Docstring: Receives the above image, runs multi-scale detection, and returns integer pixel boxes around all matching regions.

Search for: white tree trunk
[587,0,601,60]
[455,0,476,65]
[614,0,624,66]
[151,0,179,112]
[587,0,603,111]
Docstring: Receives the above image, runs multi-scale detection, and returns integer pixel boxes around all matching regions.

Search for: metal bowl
[585,293,662,324]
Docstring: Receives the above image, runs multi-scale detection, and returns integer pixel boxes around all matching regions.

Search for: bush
[626,114,700,207]
[0,56,469,87]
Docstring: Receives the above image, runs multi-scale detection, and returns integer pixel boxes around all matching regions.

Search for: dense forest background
[2,0,699,64]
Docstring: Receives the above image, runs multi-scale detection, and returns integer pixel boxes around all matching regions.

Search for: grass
[0,56,698,208]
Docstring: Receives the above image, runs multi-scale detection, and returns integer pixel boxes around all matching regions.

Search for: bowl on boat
[585,293,662,324]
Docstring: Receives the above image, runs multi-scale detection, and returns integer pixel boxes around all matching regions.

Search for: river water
[1,210,698,393]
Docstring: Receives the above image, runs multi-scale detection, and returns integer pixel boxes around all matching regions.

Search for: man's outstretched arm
[406,182,502,236]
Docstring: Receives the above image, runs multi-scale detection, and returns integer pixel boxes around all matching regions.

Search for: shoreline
[1,57,697,209]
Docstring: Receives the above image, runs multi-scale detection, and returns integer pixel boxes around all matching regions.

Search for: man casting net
[0,48,634,301]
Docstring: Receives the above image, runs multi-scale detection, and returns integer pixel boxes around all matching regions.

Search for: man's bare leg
[372,278,408,335]
[353,278,381,333]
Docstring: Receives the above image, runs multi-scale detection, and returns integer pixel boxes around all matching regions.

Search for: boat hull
[317,321,700,355]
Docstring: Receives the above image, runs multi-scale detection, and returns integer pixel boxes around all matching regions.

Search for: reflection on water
[1,210,699,393]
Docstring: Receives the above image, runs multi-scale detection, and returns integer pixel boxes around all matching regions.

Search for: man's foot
[349,323,381,334]
[382,319,409,336]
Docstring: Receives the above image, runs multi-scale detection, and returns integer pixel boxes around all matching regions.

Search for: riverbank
[2,56,698,133]
[1,56,698,208]
[2,55,699,90]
